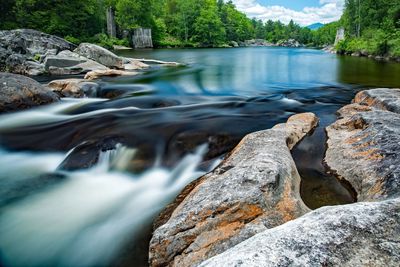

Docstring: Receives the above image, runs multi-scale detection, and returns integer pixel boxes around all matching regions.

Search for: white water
[0,143,210,267]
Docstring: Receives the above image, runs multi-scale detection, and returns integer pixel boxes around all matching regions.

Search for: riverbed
[1,47,399,267]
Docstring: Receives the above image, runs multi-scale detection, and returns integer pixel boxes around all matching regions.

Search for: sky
[230,0,345,26]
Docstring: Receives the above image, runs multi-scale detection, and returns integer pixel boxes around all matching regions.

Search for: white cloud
[230,0,345,26]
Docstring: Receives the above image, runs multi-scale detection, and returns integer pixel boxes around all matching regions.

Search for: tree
[193,0,225,46]
[12,0,104,38]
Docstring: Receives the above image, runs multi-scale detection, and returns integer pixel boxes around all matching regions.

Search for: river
[0,47,399,267]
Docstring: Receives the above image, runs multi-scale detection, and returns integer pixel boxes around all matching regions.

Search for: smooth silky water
[1,47,400,266]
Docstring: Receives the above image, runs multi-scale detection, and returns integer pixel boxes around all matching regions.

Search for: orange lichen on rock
[275,181,299,222]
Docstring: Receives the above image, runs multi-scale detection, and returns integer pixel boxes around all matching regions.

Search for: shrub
[64,35,81,45]
[88,33,130,49]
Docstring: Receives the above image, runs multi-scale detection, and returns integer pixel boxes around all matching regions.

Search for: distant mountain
[307,23,324,30]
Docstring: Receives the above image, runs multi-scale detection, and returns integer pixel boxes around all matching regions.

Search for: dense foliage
[0,0,398,55]
[338,0,400,57]
[1,0,105,38]
[0,0,335,48]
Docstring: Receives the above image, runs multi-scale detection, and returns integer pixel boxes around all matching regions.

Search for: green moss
[33,54,41,61]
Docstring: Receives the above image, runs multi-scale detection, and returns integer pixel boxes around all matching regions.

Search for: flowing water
[1,47,400,267]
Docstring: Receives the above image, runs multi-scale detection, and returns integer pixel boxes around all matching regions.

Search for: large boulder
[44,50,108,75]
[149,113,318,267]
[0,29,76,76]
[325,89,400,201]
[74,43,124,69]
[4,54,45,76]
[0,73,59,112]
[0,29,76,57]
[200,197,400,267]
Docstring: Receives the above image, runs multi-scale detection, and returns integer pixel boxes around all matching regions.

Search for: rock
[113,45,132,50]
[0,72,59,113]
[277,39,302,48]
[57,136,123,171]
[5,54,27,74]
[200,197,400,267]
[4,54,45,76]
[47,79,99,98]
[24,61,46,76]
[44,50,108,75]
[84,69,138,80]
[74,43,124,69]
[0,29,75,57]
[242,39,274,47]
[229,41,239,48]
[167,132,240,165]
[0,47,11,71]
[375,56,385,61]
[354,89,400,113]
[322,45,334,53]
[44,55,86,69]
[325,89,400,201]
[149,113,318,267]
[0,29,75,75]
[48,60,108,75]
[123,58,149,70]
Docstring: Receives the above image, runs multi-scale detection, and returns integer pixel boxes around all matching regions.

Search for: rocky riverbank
[229,38,303,48]
[150,88,400,267]
[0,29,180,76]
[322,44,400,63]
[0,29,181,113]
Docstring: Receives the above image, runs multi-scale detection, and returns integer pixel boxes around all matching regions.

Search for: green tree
[193,0,225,46]
[12,0,104,38]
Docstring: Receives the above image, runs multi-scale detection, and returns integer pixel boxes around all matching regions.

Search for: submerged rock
[0,72,59,112]
[57,136,123,171]
[200,197,400,267]
[149,113,318,267]
[325,88,400,201]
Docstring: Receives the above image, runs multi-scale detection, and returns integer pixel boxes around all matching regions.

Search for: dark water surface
[1,47,399,267]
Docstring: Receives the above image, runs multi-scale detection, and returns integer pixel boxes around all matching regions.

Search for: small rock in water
[47,78,99,98]
[84,69,139,80]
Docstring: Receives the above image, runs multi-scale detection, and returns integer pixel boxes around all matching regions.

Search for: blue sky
[230,0,345,26]
[258,0,322,11]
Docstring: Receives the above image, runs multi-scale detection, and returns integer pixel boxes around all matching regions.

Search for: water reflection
[336,55,400,88]
[118,47,400,91]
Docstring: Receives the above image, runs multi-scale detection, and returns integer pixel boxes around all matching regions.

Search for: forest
[0,0,399,56]
[338,0,400,57]
[0,0,336,48]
